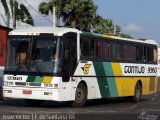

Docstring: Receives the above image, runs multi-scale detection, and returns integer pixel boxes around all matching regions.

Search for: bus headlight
[44,92,52,96]
[44,83,53,88]
[4,81,14,86]
[4,90,12,93]
[54,84,58,88]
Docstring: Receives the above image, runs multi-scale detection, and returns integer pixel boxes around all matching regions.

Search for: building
[0,25,11,68]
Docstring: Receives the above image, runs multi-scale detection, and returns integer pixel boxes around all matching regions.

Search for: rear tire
[25,99,43,107]
[71,83,87,108]
[131,82,142,103]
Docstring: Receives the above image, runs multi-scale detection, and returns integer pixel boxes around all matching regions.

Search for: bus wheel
[25,99,43,107]
[131,82,142,103]
[71,83,87,108]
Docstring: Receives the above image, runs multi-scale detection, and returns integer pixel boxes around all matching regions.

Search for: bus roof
[9,26,81,36]
[82,32,158,46]
[9,26,157,46]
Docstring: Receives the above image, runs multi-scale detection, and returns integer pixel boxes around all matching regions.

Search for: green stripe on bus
[102,62,113,76]
[107,78,118,97]
[93,62,110,97]
[34,76,43,83]
[26,76,36,82]
[102,62,118,97]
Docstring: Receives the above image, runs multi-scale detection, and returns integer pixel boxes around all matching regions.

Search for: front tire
[71,83,87,108]
[131,82,142,103]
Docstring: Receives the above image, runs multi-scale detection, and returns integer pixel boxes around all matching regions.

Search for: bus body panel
[75,61,157,99]
[3,61,158,101]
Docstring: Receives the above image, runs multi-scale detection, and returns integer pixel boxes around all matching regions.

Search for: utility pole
[113,26,116,35]
[13,0,16,29]
[7,12,10,28]
[53,7,56,27]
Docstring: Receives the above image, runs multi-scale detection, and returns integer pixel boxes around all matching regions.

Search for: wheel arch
[137,80,142,88]
[78,81,88,91]
[136,80,142,92]
[137,79,142,93]
[70,80,88,107]
[78,80,88,96]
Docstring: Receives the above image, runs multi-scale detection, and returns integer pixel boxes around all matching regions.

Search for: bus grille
[15,82,41,87]
[15,82,26,86]
[29,82,41,87]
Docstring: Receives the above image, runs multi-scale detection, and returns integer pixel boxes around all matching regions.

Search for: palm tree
[1,0,34,26]
[19,4,34,25]
[1,0,10,15]
[38,0,122,34]
[94,16,114,34]
[9,0,34,25]
[63,0,97,31]
[38,0,65,26]
[120,33,133,39]
[38,0,97,31]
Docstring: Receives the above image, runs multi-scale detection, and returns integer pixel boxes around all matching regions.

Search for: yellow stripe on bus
[111,63,135,97]
[42,76,53,83]
[111,63,122,76]
[111,63,123,96]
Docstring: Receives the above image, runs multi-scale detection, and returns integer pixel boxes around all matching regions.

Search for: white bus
[3,27,158,107]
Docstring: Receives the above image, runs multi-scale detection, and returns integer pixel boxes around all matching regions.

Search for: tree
[63,0,97,31]
[120,33,133,39]
[38,0,97,31]
[1,0,34,26]
[19,4,34,25]
[38,0,65,26]
[9,0,34,26]
[93,15,115,34]
[1,0,10,15]
[38,0,135,38]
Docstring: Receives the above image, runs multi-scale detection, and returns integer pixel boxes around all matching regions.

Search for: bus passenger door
[62,44,70,82]
[62,33,77,82]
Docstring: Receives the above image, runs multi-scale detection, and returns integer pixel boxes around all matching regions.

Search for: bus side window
[80,37,90,58]
[123,44,129,61]
[154,48,157,63]
[103,42,109,59]
[147,47,157,63]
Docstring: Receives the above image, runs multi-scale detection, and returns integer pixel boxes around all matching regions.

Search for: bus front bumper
[3,86,60,101]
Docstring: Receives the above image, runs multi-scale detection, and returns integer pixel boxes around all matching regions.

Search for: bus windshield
[5,35,62,75]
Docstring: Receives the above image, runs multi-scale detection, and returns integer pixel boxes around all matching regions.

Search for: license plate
[23,90,32,94]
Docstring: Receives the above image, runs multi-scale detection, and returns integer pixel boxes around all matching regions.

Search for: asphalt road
[0,80,160,120]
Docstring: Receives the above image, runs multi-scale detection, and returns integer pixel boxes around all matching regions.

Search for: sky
[94,0,160,46]
[6,0,160,46]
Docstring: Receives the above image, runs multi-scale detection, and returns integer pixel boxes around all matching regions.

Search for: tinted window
[80,37,90,58]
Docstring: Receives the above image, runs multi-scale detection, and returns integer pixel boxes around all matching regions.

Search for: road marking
[126,105,137,109]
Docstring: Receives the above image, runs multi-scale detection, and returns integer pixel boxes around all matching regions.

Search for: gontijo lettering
[124,66,145,73]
